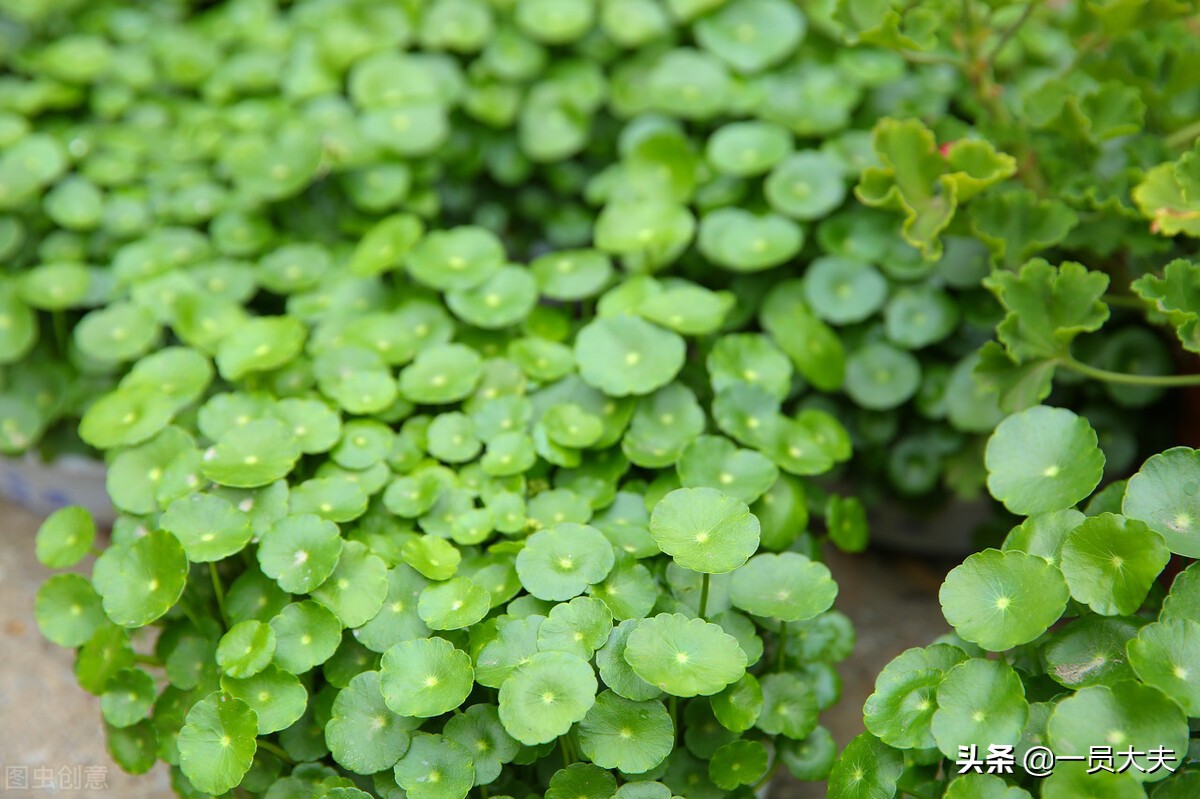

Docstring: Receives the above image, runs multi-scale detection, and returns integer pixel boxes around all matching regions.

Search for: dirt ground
[0,497,951,798]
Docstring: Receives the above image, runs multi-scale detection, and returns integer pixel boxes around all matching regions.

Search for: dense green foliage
[10,0,1200,797]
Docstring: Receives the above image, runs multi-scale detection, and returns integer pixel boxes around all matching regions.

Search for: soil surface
[0,497,952,798]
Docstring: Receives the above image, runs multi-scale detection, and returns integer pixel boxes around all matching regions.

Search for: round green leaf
[844,343,921,411]
[765,151,846,220]
[393,733,475,799]
[938,549,1070,651]
[648,487,761,574]
[863,644,969,749]
[327,670,417,775]
[100,668,156,729]
[985,406,1106,515]
[177,692,258,796]
[381,637,474,718]
[447,266,538,329]
[36,505,96,568]
[216,316,306,381]
[624,613,748,697]
[677,435,779,505]
[270,600,342,674]
[531,250,614,300]
[574,315,686,397]
[577,690,673,774]
[217,620,277,679]
[399,343,484,405]
[406,226,504,291]
[497,650,597,745]
[1126,619,1200,716]
[709,739,769,790]
[161,493,253,563]
[537,596,613,659]
[418,577,491,630]
[258,514,344,594]
[93,530,189,628]
[697,208,804,273]
[729,552,837,622]
[221,664,307,734]
[706,121,792,177]
[827,733,904,799]
[1122,447,1200,557]
[931,659,1028,760]
[803,257,888,325]
[515,523,615,601]
[1060,513,1170,616]
[201,418,302,489]
[443,703,519,785]
[310,540,389,627]
[1046,682,1189,783]
[36,573,106,648]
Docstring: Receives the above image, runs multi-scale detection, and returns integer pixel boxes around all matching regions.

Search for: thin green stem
[697,573,710,620]
[52,311,68,357]
[1103,293,1148,310]
[256,739,294,764]
[754,760,780,791]
[985,0,1041,68]
[669,695,679,735]
[1060,357,1200,387]
[559,735,574,767]
[180,600,206,632]
[133,654,161,667]
[777,621,788,672]
[1167,117,1200,150]
[209,562,229,627]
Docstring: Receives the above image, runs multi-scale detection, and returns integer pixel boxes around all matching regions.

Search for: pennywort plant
[830,404,1200,798]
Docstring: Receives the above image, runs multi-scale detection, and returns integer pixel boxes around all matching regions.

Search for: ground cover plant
[8,0,1200,798]
[829,405,1200,798]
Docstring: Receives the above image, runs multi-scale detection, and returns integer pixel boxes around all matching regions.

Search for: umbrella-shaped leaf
[1043,616,1145,689]
[381,637,474,718]
[399,343,484,405]
[258,514,344,594]
[706,121,793,178]
[475,614,544,689]
[587,557,657,621]
[221,664,307,734]
[826,733,904,799]
[443,703,519,785]
[695,0,805,73]
[597,618,662,702]
[100,668,156,729]
[1161,563,1200,624]
[515,523,615,601]
[574,315,686,397]
[545,763,618,799]
[709,739,768,790]
[711,673,763,733]
[938,549,1070,651]
[863,644,968,749]
[777,726,837,782]
[578,690,673,774]
[624,613,747,697]
[311,540,388,627]
[531,249,614,300]
[418,577,491,630]
[177,692,258,795]
[1046,682,1189,783]
[985,406,1105,515]
[270,600,342,674]
[201,418,302,488]
[803,256,887,326]
[637,284,735,336]
[1060,514,1170,616]
[706,333,793,401]
[216,620,276,679]
[402,536,462,581]
[405,226,505,291]
[79,387,177,451]
[729,552,837,622]
[160,493,252,563]
[931,659,1028,760]
[36,506,95,568]
[36,573,106,648]
[216,316,306,381]
[677,435,779,505]
[497,650,597,745]
[1126,619,1200,716]
[622,383,706,469]
[447,266,538,329]
[944,774,1033,799]
[326,670,418,774]
[844,343,920,411]
[354,566,431,653]
[93,531,188,628]
[649,488,760,575]
[537,596,613,659]
[1122,447,1200,557]
[765,151,846,220]
[393,733,475,799]
[756,673,818,739]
